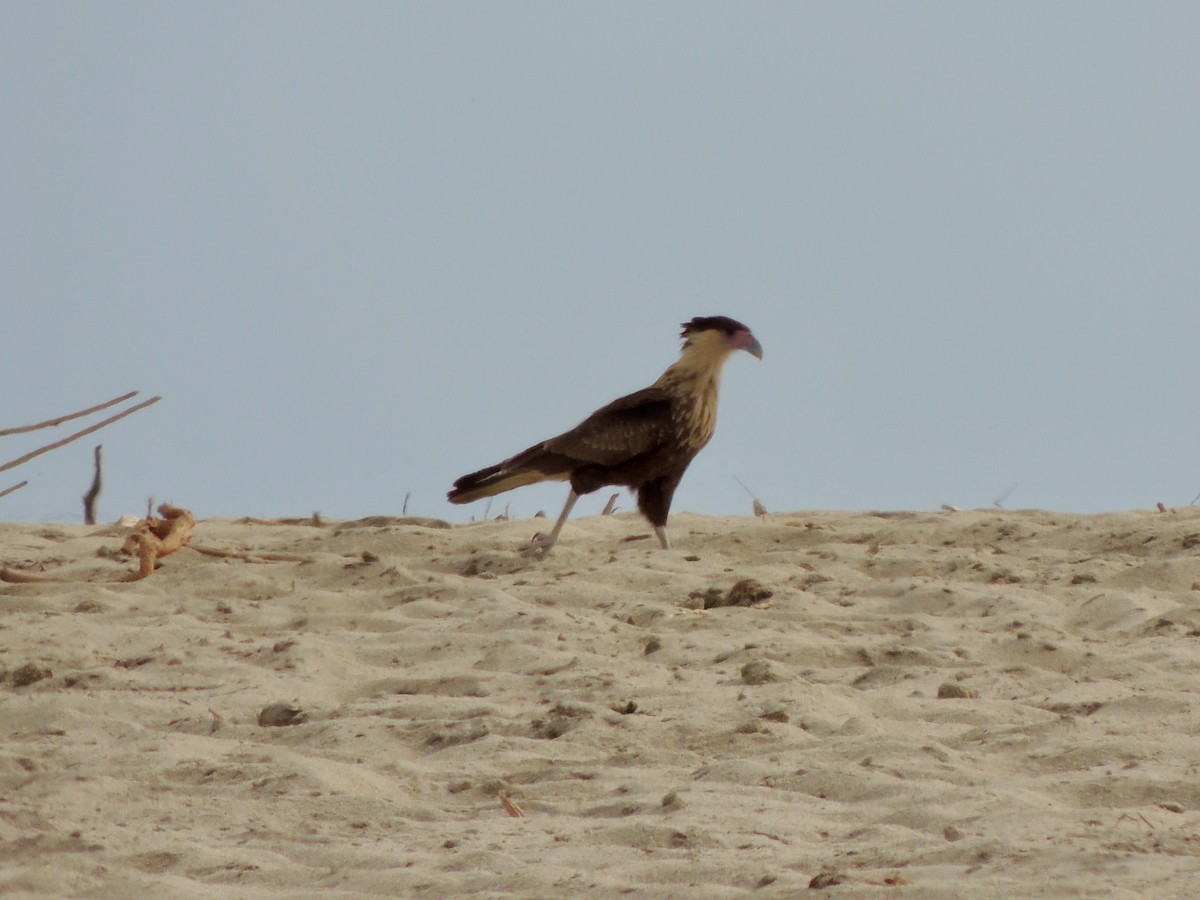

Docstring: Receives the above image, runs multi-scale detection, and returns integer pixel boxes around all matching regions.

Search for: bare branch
[0,395,161,477]
[83,445,103,524]
[0,480,29,501]
[121,503,195,581]
[0,391,140,437]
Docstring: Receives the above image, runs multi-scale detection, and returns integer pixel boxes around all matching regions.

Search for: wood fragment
[234,516,329,527]
[2,503,195,583]
[0,390,140,436]
[0,480,29,501]
[189,545,311,564]
[498,791,524,818]
[121,503,195,581]
[83,445,103,525]
[0,567,64,584]
[734,475,768,517]
[0,395,162,477]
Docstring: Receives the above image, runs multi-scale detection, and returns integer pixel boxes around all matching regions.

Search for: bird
[447,316,763,557]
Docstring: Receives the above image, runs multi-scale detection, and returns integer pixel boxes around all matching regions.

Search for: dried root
[120,503,196,581]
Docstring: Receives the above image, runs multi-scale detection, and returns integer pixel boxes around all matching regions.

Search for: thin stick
[0,567,62,584]
[498,791,524,818]
[0,395,161,477]
[0,391,139,437]
[993,482,1017,509]
[734,475,768,518]
[189,545,311,563]
[83,444,103,525]
[0,480,29,500]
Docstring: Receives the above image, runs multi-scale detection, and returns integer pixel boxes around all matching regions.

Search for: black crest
[680,316,750,339]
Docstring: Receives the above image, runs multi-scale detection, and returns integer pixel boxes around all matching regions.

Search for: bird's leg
[524,490,578,559]
[654,525,671,550]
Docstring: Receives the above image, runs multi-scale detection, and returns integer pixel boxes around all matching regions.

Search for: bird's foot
[522,531,557,559]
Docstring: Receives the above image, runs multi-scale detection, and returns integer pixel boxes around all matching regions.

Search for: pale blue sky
[3,3,1198,523]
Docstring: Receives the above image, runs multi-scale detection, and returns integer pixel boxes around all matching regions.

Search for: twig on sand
[1,502,195,584]
[234,514,324,527]
[0,395,162,477]
[0,566,62,584]
[188,545,311,564]
[734,475,768,518]
[601,493,619,515]
[0,390,140,437]
[498,791,524,818]
[993,482,1018,509]
[83,445,103,525]
[120,503,195,581]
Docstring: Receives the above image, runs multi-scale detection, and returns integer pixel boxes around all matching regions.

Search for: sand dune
[3,508,1200,897]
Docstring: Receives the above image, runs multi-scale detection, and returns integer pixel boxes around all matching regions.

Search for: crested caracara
[447,316,763,557]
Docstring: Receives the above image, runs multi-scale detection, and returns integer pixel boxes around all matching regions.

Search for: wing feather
[544,387,676,466]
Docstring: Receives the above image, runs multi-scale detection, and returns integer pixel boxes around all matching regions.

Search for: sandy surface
[3,508,1200,898]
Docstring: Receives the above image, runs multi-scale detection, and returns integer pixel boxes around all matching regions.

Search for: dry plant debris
[0,502,196,584]
[121,503,196,581]
[498,791,525,818]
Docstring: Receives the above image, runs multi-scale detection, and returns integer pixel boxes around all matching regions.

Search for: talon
[522,532,552,558]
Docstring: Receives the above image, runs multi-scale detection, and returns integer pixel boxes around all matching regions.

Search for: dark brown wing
[543,386,676,465]
[447,386,679,505]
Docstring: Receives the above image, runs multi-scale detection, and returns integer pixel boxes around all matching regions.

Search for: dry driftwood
[83,445,103,525]
[498,791,524,818]
[0,504,320,583]
[0,395,162,477]
[0,391,140,437]
[188,545,311,564]
[0,566,60,584]
[0,480,28,501]
[121,503,196,581]
[0,503,195,584]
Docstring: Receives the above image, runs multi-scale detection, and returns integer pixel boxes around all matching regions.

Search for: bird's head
[679,316,764,362]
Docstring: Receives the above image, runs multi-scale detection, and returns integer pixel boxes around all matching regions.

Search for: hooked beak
[731,330,763,360]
